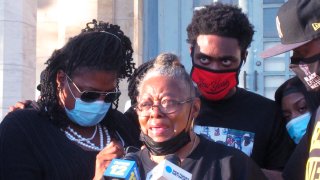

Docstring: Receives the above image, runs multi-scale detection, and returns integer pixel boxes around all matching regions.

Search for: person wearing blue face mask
[274,76,320,179]
[286,113,311,144]
[0,20,141,179]
[275,77,320,145]
[63,74,114,127]
[261,0,320,179]
[274,76,320,180]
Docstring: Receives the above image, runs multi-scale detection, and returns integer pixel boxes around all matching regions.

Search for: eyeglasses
[135,98,194,117]
[66,75,121,103]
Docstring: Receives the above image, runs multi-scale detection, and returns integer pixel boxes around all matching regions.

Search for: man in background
[187,2,293,172]
[261,0,320,179]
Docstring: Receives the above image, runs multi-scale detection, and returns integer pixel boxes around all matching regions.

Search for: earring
[191,118,195,130]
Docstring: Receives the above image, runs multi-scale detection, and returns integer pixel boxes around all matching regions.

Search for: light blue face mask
[286,112,311,144]
[64,78,111,127]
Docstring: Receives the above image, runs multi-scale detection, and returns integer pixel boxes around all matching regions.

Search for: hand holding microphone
[93,141,124,180]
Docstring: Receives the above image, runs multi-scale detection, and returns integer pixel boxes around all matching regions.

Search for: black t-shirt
[0,108,140,179]
[193,88,293,170]
[282,134,309,180]
[136,136,267,180]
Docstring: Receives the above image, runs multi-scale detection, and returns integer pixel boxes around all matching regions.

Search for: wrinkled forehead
[138,75,190,100]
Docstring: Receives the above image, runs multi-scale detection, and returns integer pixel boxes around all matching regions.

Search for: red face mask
[191,65,239,101]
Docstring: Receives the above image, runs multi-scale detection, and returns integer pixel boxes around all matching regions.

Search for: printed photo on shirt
[194,125,255,156]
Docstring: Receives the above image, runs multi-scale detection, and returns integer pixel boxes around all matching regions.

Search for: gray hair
[137,53,196,97]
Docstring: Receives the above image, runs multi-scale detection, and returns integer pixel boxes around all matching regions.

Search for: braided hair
[38,19,135,127]
[127,59,155,105]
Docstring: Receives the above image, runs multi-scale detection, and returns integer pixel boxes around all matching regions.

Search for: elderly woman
[0,20,140,179]
[96,53,266,179]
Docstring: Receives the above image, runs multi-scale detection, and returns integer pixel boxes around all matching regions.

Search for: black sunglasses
[66,75,121,103]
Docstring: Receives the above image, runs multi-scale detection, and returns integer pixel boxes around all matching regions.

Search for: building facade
[0,0,289,120]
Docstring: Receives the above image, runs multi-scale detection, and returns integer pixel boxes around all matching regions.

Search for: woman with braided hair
[0,20,140,179]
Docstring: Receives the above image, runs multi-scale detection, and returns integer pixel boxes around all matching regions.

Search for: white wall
[0,0,37,120]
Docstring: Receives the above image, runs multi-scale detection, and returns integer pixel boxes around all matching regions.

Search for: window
[263,8,279,38]
[263,0,284,4]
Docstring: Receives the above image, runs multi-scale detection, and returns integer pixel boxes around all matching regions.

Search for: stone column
[99,0,142,112]
[0,0,37,120]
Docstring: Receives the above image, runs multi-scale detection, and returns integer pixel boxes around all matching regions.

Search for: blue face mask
[64,78,111,127]
[286,112,311,144]
[65,99,110,127]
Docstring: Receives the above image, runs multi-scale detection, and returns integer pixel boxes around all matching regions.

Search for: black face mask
[290,53,320,91]
[140,130,191,156]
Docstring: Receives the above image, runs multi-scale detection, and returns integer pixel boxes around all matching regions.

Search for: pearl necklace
[63,124,111,151]
[67,125,97,142]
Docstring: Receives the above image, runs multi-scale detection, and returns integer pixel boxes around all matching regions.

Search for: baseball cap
[260,0,320,59]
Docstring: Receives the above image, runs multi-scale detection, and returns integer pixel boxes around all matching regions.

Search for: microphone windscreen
[146,158,192,180]
[103,158,141,180]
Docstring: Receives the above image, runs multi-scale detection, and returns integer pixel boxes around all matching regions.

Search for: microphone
[103,153,141,180]
[146,154,192,180]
